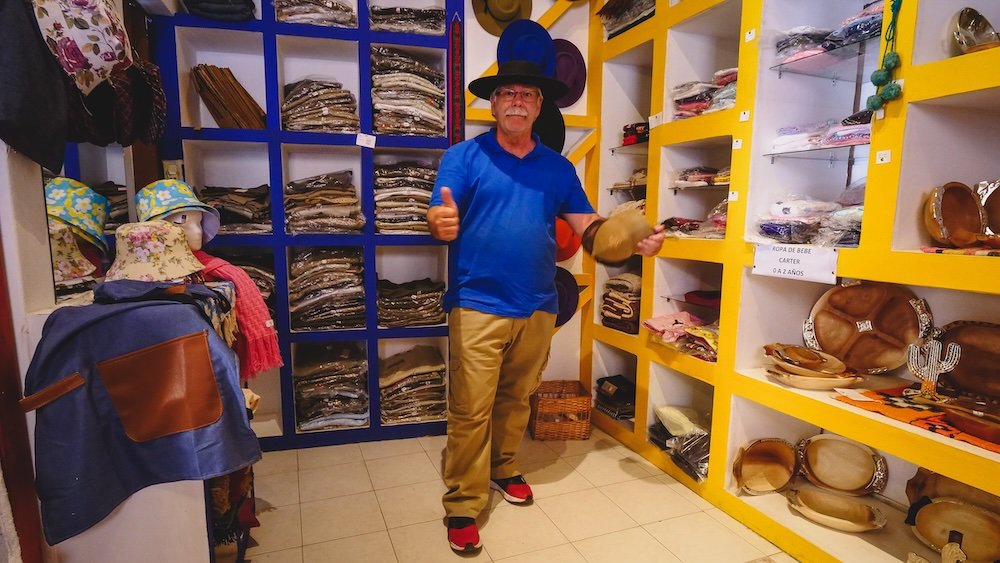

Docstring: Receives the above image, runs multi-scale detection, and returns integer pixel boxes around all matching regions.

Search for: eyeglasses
[493,88,541,102]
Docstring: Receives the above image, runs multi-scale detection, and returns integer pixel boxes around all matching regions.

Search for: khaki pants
[442,307,555,518]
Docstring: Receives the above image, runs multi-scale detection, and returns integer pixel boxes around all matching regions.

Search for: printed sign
[752,244,837,284]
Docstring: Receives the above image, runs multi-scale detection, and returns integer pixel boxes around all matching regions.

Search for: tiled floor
[246,429,798,563]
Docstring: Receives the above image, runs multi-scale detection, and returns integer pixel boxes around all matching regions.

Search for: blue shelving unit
[149,0,462,451]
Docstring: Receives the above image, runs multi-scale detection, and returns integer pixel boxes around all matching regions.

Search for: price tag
[732,138,743,150]
[728,191,738,202]
[752,244,837,284]
[356,133,377,148]
[648,112,663,129]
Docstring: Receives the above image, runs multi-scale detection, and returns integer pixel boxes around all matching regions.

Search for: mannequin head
[164,209,205,251]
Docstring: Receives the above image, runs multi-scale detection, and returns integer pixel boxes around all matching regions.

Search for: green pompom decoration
[866,94,884,111]
[879,82,902,101]
[870,68,891,87]
[882,51,900,71]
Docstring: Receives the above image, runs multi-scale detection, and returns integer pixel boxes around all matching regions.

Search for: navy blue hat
[555,266,579,327]
[497,20,557,78]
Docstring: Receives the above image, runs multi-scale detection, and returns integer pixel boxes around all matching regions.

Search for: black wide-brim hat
[469,60,569,101]
[555,266,580,327]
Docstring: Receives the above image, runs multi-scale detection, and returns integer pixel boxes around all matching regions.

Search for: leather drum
[911,497,1000,562]
[939,321,1000,400]
[803,281,932,374]
[787,489,886,533]
[923,182,986,247]
[732,438,797,496]
[796,434,887,496]
[906,468,1000,516]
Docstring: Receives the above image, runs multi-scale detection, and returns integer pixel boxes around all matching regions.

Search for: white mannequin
[163,209,204,251]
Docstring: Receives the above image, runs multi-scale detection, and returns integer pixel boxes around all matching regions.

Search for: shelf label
[728,191,738,201]
[356,133,377,148]
[875,150,891,164]
[649,112,663,129]
[739,110,750,122]
[752,244,837,284]
[745,28,756,42]
[732,139,743,150]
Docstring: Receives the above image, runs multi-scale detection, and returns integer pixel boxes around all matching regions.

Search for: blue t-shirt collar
[483,127,544,160]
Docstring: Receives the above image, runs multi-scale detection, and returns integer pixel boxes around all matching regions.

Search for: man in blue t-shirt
[428,60,664,554]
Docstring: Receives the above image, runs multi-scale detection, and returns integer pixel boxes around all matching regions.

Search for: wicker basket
[529,380,591,441]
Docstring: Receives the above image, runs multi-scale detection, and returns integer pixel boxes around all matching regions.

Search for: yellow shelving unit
[583,1,1000,561]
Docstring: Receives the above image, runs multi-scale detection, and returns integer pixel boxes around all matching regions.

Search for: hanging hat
[553,39,586,108]
[45,177,111,254]
[555,217,581,261]
[105,220,205,282]
[533,98,566,153]
[48,220,96,283]
[497,20,557,78]
[135,179,221,245]
[472,0,531,37]
[554,266,579,327]
[469,60,568,101]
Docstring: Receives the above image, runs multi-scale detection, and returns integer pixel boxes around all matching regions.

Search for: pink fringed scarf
[195,250,283,380]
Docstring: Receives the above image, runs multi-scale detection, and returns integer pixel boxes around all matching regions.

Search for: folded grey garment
[284,120,360,133]
[379,315,446,328]
[299,416,368,431]
[375,179,434,191]
[294,367,366,384]
[286,188,358,201]
[374,119,444,137]
[290,266,362,288]
[380,371,445,395]
[294,304,366,321]
[290,288,365,314]
[373,104,445,126]
[370,47,444,84]
[377,214,426,223]
[296,384,367,400]
[284,107,360,123]
[287,169,354,192]
[283,94,358,115]
[372,91,444,111]
[375,187,431,201]
[376,219,428,228]
[606,272,643,293]
[376,201,428,211]
[290,253,363,277]
[377,225,428,234]
[372,74,444,97]
[282,80,356,111]
[286,205,361,220]
[379,345,445,387]
[378,294,443,307]
[288,279,363,304]
[218,223,272,234]
[382,381,446,400]
[381,397,447,414]
[375,165,437,182]
[287,216,367,233]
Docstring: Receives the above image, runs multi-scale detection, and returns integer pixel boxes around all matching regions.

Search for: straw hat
[135,179,221,245]
[105,220,205,282]
[48,220,96,283]
[44,177,111,254]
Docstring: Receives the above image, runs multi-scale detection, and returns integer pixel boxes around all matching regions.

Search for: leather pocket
[97,331,222,442]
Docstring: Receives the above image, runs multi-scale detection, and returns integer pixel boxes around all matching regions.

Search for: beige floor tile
[367,451,441,490]
[536,489,636,541]
[493,543,586,563]
[425,449,445,476]
[246,504,302,556]
[388,520,492,563]
[519,458,593,499]
[563,448,655,487]
[376,480,447,529]
[297,443,363,470]
[246,547,303,563]
[360,438,425,460]
[763,553,798,562]
[255,470,300,508]
[298,461,373,502]
[613,445,664,475]
[573,527,681,563]
[543,429,620,458]
[300,492,386,545]
[478,503,568,560]
[598,476,700,524]
[302,530,397,563]
[418,434,448,453]
[644,512,764,563]
[518,438,562,464]
[255,450,298,477]
[705,508,781,555]
[659,476,714,511]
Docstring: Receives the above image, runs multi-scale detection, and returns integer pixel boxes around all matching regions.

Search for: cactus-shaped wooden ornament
[907,339,961,399]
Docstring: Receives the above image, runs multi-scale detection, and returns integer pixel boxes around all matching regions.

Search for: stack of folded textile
[673,166,718,189]
[770,119,838,153]
[774,2,883,64]
[274,0,357,27]
[609,168,647,200]
[377,278,445,327]
[820,123,871,147]
[369,5,445,35]
[661,198,728,239]
[712,166,731,186]
[671,81,718,119]
[199,184,272,234]
[594,374,636,420]
[90,181,128,233]
[284,170,365,234]
[374,160,436,233]
[601,272,641,334]
[644,311,720,362]
[642,311,707,347]
[775,26,833,64]
[757,194,863,247]
[294,342,369,431]
[379,345,447,425]
[611,198,645,217]
[596,0,655,39]
[210,251,277,317]
[184,0,255,23]
[288,247,365,331]
[621,122,649,146]
[281,78,359,133]
[371,47,445,136]
[705,68,737,113]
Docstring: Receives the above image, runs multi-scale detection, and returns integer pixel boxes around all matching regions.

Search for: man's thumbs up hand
[428,187,460,241]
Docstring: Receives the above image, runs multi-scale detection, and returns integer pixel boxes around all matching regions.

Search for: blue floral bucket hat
[135,179,221,244]
[44,177,111,254]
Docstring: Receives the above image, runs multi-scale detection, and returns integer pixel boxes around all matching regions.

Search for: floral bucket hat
[44,177,111,254]
[105,220,205,282]
[48,220,96,283]
[135,179,221,244]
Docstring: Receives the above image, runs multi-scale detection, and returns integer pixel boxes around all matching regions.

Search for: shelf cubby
[276,35,360,132]
[291,339,370,433]
[647,362,713,443]
[376,336,449,427]
[911,0,1000,67]
[658,136,732,229]
[174,27,266,130]
[600,41,653,212]
[892,87,1000,253]
[74,144,127,187]
[182,140,270,189]
[592,341,639,433]
[374,245,447,328]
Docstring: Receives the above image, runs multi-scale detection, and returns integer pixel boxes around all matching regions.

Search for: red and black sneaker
[489,474,534,504]
[447,517,482,554]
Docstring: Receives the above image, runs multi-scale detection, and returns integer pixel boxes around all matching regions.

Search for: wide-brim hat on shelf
[469,60,569,101]
[533,98,566,153]
[44,177,111,254]
[48,220,97,283]
[472,0,531,37]
[553,39,586,108]
[105,220,205,282]
[555,217,581,262]
[135,179,221,245]
[497,20,557,78]
[554,266,579,327]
